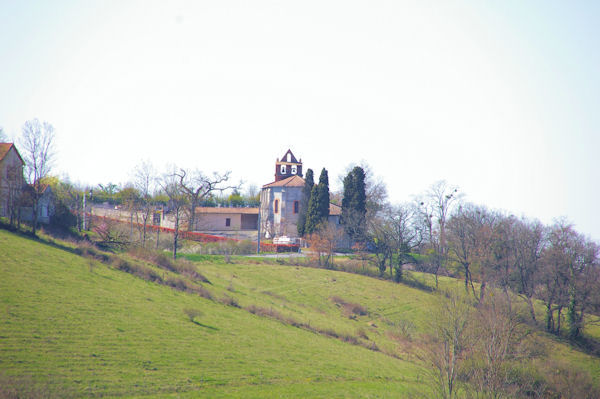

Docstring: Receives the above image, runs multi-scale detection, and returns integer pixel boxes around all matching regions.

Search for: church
[259,149,341,239]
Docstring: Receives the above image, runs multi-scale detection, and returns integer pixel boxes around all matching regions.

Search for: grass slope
[2,229,599,398]
[0,230,427,398]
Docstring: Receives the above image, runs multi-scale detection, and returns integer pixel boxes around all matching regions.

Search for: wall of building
[0,147,24,218]
[195,213,242,231]
[260,186,302,238]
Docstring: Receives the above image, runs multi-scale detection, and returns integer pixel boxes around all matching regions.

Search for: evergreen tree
[305,168,330,234]
[341,166,367,242]
[317,168,330,220]
[305,185,321,235]
[297,168,314,236]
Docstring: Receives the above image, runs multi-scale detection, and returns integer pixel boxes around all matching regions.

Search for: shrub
[114,258,162,283]
[329,296,368,317]
[356,327,369,340]
[183,308,202,322]
[219,295,240,308]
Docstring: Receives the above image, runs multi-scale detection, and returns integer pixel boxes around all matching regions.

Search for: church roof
[262,175,305,188]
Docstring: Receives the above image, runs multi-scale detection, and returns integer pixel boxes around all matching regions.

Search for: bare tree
[384,203,423,282]
[417,181,461,289]
[133,160,156,247]
[19,119,55,235]
[175,169,238,232]
[369,211,394,276]
[307,222,343,268]
[159,168,188,260]
[539,220,580,335]
[447,204,497,302]
[467,294,527,398]
[418,290,473,399]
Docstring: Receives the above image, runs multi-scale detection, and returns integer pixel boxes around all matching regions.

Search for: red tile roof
[195,207,259,215]
[262,175,306,188]
[329,203,342,216]
[0,143,24,164]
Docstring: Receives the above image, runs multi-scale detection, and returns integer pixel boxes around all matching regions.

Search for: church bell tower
[274,149,303,182]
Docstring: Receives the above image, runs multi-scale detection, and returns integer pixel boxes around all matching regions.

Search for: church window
[291,165,297,174]
[274,199,279,214]
[293,201,299,214]
[280,165,286,174]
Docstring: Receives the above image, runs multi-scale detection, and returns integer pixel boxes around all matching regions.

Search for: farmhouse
[0,143,25,220]
[20,184,55,225]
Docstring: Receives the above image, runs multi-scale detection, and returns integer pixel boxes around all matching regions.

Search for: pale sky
[1,1,599,239]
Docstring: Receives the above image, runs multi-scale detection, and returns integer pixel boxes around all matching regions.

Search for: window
[293,201,299,214]
[274,199,279,214]
[225,218,231,227]
[287,153,291,162]
[291,165,297,174]
[280,165,286,174]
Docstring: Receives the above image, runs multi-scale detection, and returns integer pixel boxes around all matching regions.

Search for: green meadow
[1,229,599,398]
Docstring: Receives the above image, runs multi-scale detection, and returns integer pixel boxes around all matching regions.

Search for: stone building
[0,143,25,220]
[259,149,341,239]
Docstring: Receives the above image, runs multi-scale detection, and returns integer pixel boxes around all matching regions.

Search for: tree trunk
[525,296,537,324]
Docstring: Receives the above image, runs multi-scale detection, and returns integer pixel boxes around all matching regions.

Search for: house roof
[195,207,259,215]
[0,143,25,165]
[262,175,306,188]
[329,203,342,216]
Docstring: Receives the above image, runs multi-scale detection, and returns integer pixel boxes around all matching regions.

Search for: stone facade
[260,175,304,238]
[0,143,25,219]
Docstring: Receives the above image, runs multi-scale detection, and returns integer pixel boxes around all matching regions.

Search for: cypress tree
[317,168,330,220]
[341,166,367,242]
[297,168,314,236]
[305,168,330,234]
[305,185,321,234]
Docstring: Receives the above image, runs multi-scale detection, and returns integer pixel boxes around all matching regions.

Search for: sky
[1,1,599,239]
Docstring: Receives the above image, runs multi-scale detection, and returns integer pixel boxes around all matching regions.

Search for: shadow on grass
[400,275,434,293]
[192,320,219,331]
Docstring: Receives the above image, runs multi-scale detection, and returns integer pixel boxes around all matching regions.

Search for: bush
[219,295,240,308]
[183,308,202,322]
[329,296,368,317]
[114,258,162,283]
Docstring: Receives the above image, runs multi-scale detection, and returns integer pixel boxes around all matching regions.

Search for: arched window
[274,199,279,214]
[280,165,286,174]
[291,165,297,174]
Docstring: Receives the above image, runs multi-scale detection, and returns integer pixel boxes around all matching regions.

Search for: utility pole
[82,190,86,231]
[257,204,261,254]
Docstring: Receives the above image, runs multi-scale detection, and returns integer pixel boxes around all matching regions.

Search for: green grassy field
[1,229,599,398]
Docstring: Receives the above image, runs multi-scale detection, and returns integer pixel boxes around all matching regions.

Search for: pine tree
[297,168,314,236]
[341,166,367,242]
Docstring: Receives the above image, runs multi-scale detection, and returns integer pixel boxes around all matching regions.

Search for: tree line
[338,177,599,342]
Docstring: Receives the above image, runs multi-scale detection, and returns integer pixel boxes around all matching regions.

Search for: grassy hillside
[1,229,599,398]
[0,230,428,398]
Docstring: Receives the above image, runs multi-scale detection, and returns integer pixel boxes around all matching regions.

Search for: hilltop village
[84,149,343,247]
